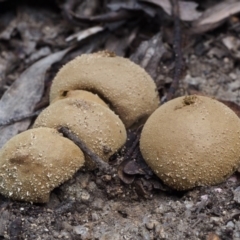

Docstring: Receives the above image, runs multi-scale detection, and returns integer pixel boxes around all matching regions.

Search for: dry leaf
[130,32,166,80]
[64,1,156,26]
[123,160,145,175]
[0,48,72,148]
[192,1,240,33]
[118,164,135,184]
[140,0,201,21]
[106,27,138,56]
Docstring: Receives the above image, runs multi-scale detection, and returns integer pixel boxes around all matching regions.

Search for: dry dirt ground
[0,0,240,239]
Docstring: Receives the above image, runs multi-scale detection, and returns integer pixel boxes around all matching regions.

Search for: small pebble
[210,217,222,226]
[141,228,151,240]
[145,220,155,230]
[213,188,222,193]
[73,225,90,239]
[88,181,97,191]
[233,186,240,204]
[229,73,237,80]
[185,201,194,209]
[62,222,73,231]
[226,221,235,229]
[201,195,208,201]
[79,190,90,202]
[92,198,104,210]
[91,212,99,221]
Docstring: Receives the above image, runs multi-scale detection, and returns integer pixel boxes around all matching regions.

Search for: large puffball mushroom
[0,127,85,203]
[49,51,160,128]
[140,95,240,191]
[33,97,127,165]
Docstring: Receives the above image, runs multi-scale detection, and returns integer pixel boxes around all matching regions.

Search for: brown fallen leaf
[123,160,145,175]
[118,161,135,184]
[0,47,72,148]
[191,1,240,33]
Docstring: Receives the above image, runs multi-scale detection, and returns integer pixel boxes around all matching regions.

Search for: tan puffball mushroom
[140,95,240,191]
[51,89,108,108]
[49,51,160,128]
[0,127,84,203]
[33,97,127,166]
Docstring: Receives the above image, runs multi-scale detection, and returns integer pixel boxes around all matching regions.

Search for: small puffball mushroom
[52,89,108,108]
[0,127,84,203]
[50,51,160,128]
[140,95,240,190]
[33,97,127,165]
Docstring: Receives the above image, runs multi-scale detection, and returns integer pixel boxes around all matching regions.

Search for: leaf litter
[0,47,72,148]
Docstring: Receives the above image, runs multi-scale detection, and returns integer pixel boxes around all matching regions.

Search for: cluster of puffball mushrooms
[0,51,240,203]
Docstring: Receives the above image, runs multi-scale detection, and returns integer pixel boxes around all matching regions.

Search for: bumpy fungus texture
[33,97,127,165]
[51,89,108,108]
[140,95,240,190]
[0,127,84,203]
[50,51,160,128]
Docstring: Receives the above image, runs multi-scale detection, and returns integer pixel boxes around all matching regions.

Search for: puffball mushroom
[33,97,127,165]
[0,127,84,203]
[51,89,108,108]
[49,51,160,128]
[140,95,240,190]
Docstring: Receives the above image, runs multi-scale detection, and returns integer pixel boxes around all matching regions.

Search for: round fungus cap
[33,97,126,165]
[0,127,84,203]
[49,51,160,128]
[140,95,240,190]
[51,89,108,108]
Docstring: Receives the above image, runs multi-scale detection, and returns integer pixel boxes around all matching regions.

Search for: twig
[166,0,184,101]
[0,110,42,127]
[59,127,114,174]
[123,127,142,162]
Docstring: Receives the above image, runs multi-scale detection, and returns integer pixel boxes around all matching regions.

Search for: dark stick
[0,110,42,127]
[123,126,142,162]
[167,0,184,101]
[59,127,114,174]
